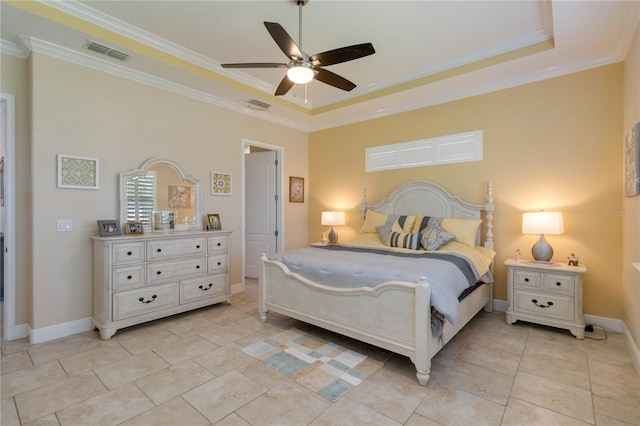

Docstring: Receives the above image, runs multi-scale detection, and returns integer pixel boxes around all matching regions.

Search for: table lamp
[321,211,345,244]
[522,211,564,263]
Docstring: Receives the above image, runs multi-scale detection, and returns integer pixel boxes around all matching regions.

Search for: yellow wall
[310,64,623,319]
[622,24,640,353]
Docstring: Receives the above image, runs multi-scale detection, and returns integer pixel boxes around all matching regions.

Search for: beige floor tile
[236,381,329,426]
[27,333,107,366]
[587,342,636,369]
[119,397,210,426]
[1,397,20,426]
[58,343,131,376]
[198,322,254,346]
[591,382,640,425]
[234,358,292,389]
[310,398,400,426]
[475,314,531,338]
[192,342,253,375]
[56,382,154,426]
[510,371,594,424]
[24,413,60,425]
[524,335,587,364]
[152,334,217,365]
[1,350,33,375]
[1,361,68,398]
[212,412,251,426]
[528,323,588,347]
[468,327,528,356]
[436,359,513,405]
[14,371,106,424]
[415,386,505,425]
[182,370,267,423]
[1,337,33,357]
[588,359,640,393]
[594,413,638,426]
[404,412,443,426]
[519,351,590,390]
[112,324,182,355]
[502,397,590,425]
[456,341,521,377]
[94,351,169,390]
[164,316,221,338]
[345,365,429,424]
[135,359,215,404]
[201,306,252,325]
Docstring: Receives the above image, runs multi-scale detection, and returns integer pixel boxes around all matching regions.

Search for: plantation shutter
[126,172,156,225]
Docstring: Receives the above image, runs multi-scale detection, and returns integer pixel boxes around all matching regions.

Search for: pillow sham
[441,218,482,248]
[360,210,388,234]
[388,231,421,250]
[420,218,455,250]
[375,214,398,242]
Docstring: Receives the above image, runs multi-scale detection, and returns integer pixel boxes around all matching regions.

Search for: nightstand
[505,258,587,339]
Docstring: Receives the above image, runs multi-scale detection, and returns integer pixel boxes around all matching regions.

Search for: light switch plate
[57,219,72,232]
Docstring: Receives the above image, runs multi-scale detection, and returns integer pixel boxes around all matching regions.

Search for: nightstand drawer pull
[531,299,554,308]
[198,283,213,291]
[138,295,157,304]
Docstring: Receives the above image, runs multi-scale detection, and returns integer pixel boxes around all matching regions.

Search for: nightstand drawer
[543,274,575,294]
[514,270,542,289]
[514,290,574,321]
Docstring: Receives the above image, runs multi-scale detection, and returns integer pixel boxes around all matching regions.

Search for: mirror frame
[119,157,202,230]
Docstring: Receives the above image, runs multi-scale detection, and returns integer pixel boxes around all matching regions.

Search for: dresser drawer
[147,237,206,260]
[208,255,228,273]
[180,274,228,304]
[113,283,179,321]
[208,235,228,253]
[147,257,206,284]
[112,242,145,265]
[514,269,542,289]
[543,274,575,294]
[112,265,146,291]
[514,290,574,321]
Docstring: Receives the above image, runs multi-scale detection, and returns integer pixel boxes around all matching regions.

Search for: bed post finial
[362,187,367,223]
[485,181,494,249]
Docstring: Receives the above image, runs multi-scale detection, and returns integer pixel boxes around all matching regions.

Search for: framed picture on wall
[211,172,232,195]
[97,220,121,237]
[57,154,99,189]
[207,213,221,230]
[624,122,640,197]
[289,176,304,203]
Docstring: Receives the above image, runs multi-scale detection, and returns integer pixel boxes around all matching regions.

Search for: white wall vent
[247,99,271,110]
[366,130,482,172]
[84,40,131,61]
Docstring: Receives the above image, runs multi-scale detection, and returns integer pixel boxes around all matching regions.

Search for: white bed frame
[259,181,494,385]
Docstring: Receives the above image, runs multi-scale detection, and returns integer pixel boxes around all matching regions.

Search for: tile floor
[1,280,638,425]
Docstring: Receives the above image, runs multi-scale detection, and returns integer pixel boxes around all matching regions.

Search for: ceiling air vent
[247,99,271,110]
[84,40,131,61]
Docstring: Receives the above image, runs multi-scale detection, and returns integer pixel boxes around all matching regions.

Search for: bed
[258,181,495,385]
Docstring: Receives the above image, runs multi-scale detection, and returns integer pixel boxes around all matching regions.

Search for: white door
[245,150,278,278]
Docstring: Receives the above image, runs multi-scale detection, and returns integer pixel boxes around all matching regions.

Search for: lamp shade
[321,211,345,226]
[522,211,564,235]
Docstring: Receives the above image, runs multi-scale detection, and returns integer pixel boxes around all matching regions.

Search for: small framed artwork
[289,176,304,203]
[207,214,221,230]
[124,222,144,234]
[57,154,99,189]
[168,185,191,208]
[624,122,640,197]
[211,172,232,195]
[97,220,121,237]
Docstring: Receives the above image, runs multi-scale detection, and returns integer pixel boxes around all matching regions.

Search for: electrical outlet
[57,219,72,232]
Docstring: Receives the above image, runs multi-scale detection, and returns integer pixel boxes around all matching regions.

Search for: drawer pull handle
[127,275,132,280]
[138,295,157,304]
[531,299,554,308]
[156,271,162,275]
[217,262,222,266]
[196,265,200,269]
[157,248,162,253]
[217,242,221,247]
[524,278,529,282]
[127,251,132,256]
[196,245,201,249]
[556,282,562,286]
[199,283,213,291]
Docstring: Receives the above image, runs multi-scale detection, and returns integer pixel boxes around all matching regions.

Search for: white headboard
[362,181,494,249]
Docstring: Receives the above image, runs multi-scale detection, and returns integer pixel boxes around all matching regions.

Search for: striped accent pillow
[388,231,421,250]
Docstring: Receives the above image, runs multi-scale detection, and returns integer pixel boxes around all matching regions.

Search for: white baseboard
[623,321,640,374]
[231,281,245,294]
[29,317,93,344]
[12,323,29,340]
[493,299,508,312]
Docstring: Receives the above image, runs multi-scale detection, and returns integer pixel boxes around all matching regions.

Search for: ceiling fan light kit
[221,0,375,96]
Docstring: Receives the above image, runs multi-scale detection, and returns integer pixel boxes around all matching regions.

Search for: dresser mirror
[119,157,201,231]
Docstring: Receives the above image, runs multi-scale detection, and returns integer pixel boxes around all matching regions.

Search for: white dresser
[505,258,587,339]
[91,230,231,339]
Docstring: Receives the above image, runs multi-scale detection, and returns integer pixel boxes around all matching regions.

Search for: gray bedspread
[271,245,489,327]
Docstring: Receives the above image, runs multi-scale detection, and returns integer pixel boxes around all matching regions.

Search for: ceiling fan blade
[264,22,303,60]
[309,43,375,66]
[274,75,295,96]
[315,68,356,92]
[221,63,287,69]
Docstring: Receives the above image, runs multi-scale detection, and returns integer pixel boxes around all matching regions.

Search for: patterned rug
[242,328,384,402]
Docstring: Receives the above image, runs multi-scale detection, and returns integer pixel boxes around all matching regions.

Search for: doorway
[242,139,283,284]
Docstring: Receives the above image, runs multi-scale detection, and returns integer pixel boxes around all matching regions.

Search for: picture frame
[57,154,99,189]
[211,172,232,195]
[289,176,304,203]
[624,122,640,197]
[97,220,121,237]
[124,221,144,234]
[168,185,192,208]
[207,213,221,230]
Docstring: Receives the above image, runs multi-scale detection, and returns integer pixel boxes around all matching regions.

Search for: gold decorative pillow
[441,218,482,247]
[360,210,388,234]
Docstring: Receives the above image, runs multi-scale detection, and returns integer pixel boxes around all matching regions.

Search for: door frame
[241,138,284,290]
[1,93,17,341]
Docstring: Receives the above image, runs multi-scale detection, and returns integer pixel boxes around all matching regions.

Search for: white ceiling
[1,1,638,131]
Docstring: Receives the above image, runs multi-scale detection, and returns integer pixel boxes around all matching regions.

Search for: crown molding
[0,39,29,59]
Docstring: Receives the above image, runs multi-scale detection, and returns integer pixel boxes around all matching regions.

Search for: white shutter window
[366,130,482,172]
[126,172,156,225]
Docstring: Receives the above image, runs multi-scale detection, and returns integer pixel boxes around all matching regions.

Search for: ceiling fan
[221,0,375,96]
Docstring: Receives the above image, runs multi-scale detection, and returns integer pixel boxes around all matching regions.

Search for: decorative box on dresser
[91,230,231,339]
[505,258,587,339]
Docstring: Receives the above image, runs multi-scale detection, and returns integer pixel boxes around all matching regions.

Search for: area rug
[242,328,383,402]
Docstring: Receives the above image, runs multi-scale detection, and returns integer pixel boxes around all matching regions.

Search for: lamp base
[328,226,338,244]
[531,234,553,262]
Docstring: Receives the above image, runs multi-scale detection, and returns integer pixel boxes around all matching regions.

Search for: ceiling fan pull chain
[298,0,303,52]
